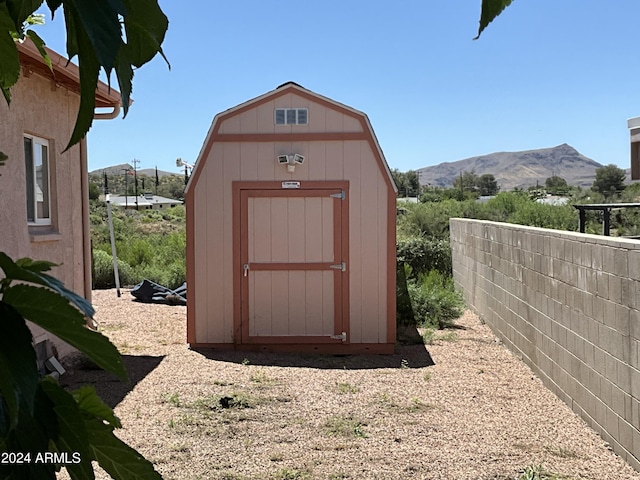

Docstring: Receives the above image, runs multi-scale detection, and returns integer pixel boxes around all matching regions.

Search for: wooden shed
[185,83,397,354]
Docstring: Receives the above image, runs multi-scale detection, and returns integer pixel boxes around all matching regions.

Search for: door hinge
[329,262,346,272]
[330,331,347,342]
[330,190,345,200]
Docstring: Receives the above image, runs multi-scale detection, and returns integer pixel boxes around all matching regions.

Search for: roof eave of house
[16,38,123,108]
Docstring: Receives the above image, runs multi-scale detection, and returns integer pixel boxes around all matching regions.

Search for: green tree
[88,181,101,200]
[0,1,169,151]
[391,169,421,197]
[0,254,162,479]
[477,174,500,196]
[592,164,627,198]
[453,170,479,194]
[545,175,567,189]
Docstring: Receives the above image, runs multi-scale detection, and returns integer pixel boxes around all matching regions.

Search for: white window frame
[24,134,51,226]
[274,108,308,125]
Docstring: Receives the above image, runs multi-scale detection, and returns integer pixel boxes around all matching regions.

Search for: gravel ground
[58,289,640,480]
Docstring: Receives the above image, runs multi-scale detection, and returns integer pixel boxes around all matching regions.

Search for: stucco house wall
[0,40,120,358]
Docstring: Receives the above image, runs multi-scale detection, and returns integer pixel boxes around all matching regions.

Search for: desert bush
[508,202,578,231]
[92,249,136,288]
[397,200,468,238]
[407,269,465,329]
[396,235,452,278]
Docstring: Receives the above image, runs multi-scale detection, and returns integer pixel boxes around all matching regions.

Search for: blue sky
[35,1,640,175]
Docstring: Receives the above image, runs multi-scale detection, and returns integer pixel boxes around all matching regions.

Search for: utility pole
[121,168,130,208]
[132,158,140,210]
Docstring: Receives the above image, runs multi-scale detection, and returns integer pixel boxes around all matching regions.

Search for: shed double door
[239,186,347,344]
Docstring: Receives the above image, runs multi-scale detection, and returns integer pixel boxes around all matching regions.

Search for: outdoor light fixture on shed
[176,157,195,170]
[277,153,305,172]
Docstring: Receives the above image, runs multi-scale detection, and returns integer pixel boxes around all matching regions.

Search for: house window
[24,135,51,225]
[275,108,308,125]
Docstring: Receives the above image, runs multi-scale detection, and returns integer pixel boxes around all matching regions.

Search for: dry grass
[57,289,640,480]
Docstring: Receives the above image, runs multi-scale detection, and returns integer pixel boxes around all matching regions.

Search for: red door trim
[233,181,349,346]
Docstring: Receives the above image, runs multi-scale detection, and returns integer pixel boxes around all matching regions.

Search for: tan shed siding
[324,142,346,181]
[257,143,277,179]
[205,159,226,343]
[355,141,387,343]
[217,94,364,136]
[308,142,326,179]
[240,142,259,180]
[193,176,210,343]
[343,141,363,343]
[223,143,241,343]
[377,174,389,341]
[191,87,393,347]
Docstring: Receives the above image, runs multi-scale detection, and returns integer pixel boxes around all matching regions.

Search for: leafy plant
[396,236,452,278]
[273,468,312,480]
[407,269,465,329]
[324,416,368,438]
[0,252,161,479]
[517,463,565,480]
[0,0,169,151]
[92,249,136,289]
[334,382,360,394]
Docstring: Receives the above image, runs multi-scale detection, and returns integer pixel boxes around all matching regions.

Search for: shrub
[397,235,452,279]
[508,202,578,231]
[134,262,185,290]
[407,269,465,329]
[397,200,466,239]
[92,249,136,288]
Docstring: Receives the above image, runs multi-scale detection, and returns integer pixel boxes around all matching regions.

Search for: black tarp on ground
[130,279,187,305]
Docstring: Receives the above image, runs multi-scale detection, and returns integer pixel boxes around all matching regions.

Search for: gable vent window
[275,108,308,125]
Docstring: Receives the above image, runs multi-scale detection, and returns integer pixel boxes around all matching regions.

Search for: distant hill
[89,164,176,178]
[417,144,603,191]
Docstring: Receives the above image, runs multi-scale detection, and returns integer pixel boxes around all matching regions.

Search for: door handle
[243,264,249,277]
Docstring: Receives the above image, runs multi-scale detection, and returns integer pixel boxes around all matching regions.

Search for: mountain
[417,144,603,191]
[89,164,176,178]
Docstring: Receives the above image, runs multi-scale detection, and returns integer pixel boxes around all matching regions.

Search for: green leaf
[85,418,162,480]
[63,3,100,151]
[7,390,59,480]
[5,0,45,27]
[0,302,38,428]
[114,44,133,117]
[62,1,79,59]
[46,0,63,19]
[122,0,169,68]
[73,386,121,428]
[40,379,95,480]
[15,257,57,272]
[3,285,127,380]
[0,4,20,101]
[0,252,95,318]
[69,0,123,72]
[26,29,53,73]
[475,0,515,39]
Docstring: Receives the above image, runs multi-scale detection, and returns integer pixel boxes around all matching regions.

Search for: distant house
[108,193,182,210]
[536,195,569,206]
[0,39,121,360]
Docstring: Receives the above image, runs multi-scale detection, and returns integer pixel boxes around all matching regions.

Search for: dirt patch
[58,289,640,480]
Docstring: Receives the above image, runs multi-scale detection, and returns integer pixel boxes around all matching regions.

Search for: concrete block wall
[450,218,640,470]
